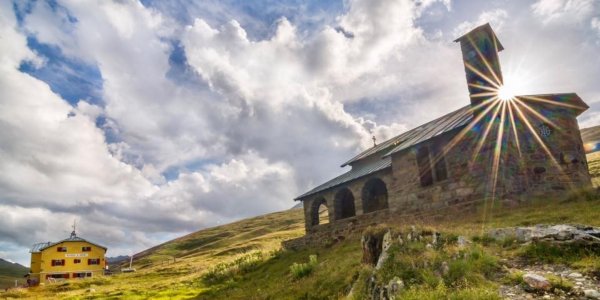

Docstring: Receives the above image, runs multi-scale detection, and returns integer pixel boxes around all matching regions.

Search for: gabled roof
[516,93,588,116]
[454,23,504,52]
[342,105,473,167]
[295,156,391,200]
[30,235,107,253]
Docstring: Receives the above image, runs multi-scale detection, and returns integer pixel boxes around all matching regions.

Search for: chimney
[455,23,504,114]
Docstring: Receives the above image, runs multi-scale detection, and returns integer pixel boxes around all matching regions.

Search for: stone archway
[361,177,389,214]
[334,188,356,220]
[310,197,329,226]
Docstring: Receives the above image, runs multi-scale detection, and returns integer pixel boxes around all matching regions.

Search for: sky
[1,0,599,266]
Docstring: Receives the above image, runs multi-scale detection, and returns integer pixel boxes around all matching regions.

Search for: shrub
[503,270,525,286]
[290,254,318,279]
[202,251,264,284]
[472,235,496,246]
[521,242,599,265]
[547,274,573,292]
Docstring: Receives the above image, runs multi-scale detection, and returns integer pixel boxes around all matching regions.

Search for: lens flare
[497,85,515,101]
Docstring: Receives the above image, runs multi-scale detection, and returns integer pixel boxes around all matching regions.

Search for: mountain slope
[4,153,600,299]
[0,259,28,289]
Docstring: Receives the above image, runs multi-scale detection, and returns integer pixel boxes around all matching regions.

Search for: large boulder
[375,230,393,270]
[487,224,600,245]
[361,228,387,266]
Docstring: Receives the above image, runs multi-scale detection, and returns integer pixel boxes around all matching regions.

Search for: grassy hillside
[0,259,28,290]
[3,154,600,299]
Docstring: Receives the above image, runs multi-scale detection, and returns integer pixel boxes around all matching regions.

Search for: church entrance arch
[334,188,356,220]
[361,177,388,213]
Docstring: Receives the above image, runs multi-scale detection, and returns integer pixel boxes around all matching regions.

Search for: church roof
[342,105,473,167]
[296,105,473,200]
[295,156,391,200]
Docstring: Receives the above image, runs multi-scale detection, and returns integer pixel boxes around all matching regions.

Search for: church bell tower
[455,23,504,115]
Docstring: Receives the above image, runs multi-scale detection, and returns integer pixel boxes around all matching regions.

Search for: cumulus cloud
[531,0,597,24]
[453,9,509,37]
[592,17,600,35]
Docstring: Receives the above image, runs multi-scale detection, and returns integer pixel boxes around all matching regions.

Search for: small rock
[432,232,440,245]
[523,273,552,291]
[441,261,449,276]
[457,236,470,248]
[568,272,583,279]
[584,289,600,299]
[87,288,96,293]
[387,276,404,295]
[426,243,433,249]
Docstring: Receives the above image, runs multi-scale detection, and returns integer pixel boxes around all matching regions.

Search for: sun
[497,84,515,101]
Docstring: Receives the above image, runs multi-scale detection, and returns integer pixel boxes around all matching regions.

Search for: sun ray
[464,62,501,90]
[519,95,587,111]
[511,102,567,180]
[507,101,522,158]
[440,97,502,157]
[514,98,563,132]
[466,35,503,86]
[468,83,500,92]
[491,100,508,196]
[471,98,503,165]
[470,92,501,98]
[481,99,508,231]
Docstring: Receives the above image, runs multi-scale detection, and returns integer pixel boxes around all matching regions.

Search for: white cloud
[453,9,508,38]
[531,0,597,24]
[592,17,600,34]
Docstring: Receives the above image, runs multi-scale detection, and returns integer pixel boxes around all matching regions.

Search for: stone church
[292,24,591,241]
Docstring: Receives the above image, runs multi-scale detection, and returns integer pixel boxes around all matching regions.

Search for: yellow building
[29,230,107,284]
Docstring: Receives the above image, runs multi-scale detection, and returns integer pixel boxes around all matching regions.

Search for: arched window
[361,178,388,213]
[310,198,329,226]
[334,188,356,220]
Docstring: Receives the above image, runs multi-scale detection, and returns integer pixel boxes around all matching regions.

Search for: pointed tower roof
[454,23,504,51]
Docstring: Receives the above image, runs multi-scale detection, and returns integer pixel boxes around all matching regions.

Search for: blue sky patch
[19,36,103,107]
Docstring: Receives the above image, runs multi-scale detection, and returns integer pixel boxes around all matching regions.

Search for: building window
[416,142,448,187]
[82,246,92,252]
[416,146,433,187]
[431,143,448,182]
[88,259,100,265]
[72,272,91,278]
[51,259,65,266]
[74,259,81,264]
[57,247,67,252]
